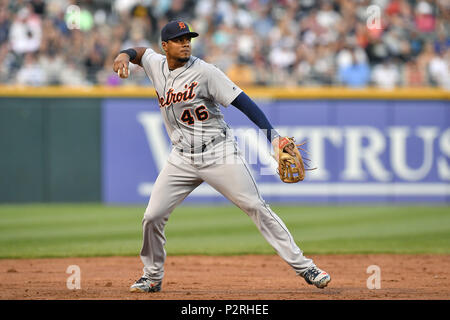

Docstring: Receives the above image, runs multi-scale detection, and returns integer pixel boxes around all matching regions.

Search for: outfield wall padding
[0,98,101,203]
[0,99,46,202]
[0,87,448,203]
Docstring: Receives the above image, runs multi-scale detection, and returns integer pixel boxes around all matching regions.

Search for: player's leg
[200,144,330,288]
[131,158,202,292]
[201,160,313,273]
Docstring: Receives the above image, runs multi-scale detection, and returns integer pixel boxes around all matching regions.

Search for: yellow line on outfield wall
[0,85,448,99]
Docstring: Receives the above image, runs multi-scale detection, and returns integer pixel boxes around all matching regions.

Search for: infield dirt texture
[0,204,449,299]
[1,254,450,300]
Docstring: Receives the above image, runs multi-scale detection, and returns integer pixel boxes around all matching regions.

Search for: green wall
[0,98,101,202]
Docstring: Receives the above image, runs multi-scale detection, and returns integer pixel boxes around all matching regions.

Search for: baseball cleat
[130,277,162,293]
[302,266,331,289]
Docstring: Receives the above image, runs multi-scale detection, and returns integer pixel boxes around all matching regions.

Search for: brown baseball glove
[273,137,315,183]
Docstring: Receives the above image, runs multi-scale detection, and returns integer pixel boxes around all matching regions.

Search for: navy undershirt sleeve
[231,92,280,142]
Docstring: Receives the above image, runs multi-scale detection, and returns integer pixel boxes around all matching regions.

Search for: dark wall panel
[0,99,45,202]
[0,98,101,203]
[46,98,101,202]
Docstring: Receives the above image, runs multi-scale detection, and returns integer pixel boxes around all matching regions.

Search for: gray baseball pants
[139,139,314,281]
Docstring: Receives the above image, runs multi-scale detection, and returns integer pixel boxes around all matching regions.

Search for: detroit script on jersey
[141,48,243,150]
[156,82,198,108]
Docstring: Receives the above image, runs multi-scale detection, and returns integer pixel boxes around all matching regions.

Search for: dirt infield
[0,254,449,300]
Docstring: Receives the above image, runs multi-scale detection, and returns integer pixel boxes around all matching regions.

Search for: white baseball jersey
[141,48,243,151]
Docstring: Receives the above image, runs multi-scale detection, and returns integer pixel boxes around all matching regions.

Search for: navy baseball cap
[161,21,199,42]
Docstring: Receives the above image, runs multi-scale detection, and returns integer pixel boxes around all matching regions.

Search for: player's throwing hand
[113,53,130,78]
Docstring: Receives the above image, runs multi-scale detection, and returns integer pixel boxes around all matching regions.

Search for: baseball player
[113,21,331,293]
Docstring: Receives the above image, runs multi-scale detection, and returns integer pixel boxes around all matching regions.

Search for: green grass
[0,204,449,258]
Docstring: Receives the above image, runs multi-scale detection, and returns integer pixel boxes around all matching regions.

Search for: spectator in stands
[417,40,436,80]
[9,5,41,54]
[0,43,16,82]
[402,58,427,87]
[336,43,369,71]
[434,30,450,55]
[60,58,87,86]
[316,0,341,30]
[311,43,335,85]
[338,49,371,88]
[38,50,65,85]
[15,52,46,85]
[372,58,401,89]
[415,0,436,33]
[269,38,297,85]
[428,49,450,89]
[121,25,151,50]
[0,4,11,45]
[226,55,255,88]
[0,0,447,89]
[365,36,390,66]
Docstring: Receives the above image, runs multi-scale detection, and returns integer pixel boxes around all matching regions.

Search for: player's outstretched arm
[231,92,280,143]
[113,47,147,78]
[231,92,286,162]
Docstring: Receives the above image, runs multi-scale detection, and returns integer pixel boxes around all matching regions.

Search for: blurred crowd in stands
[0,0,448,89]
